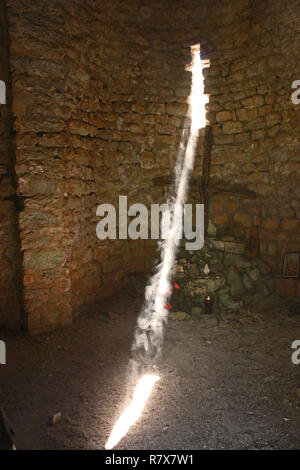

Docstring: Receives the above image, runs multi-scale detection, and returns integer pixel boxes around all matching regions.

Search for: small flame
[105,374,160,450]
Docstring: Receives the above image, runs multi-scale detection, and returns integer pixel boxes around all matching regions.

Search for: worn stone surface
[249,268,261,282]
[226,266,244,297]
[0,291,299,449]
[169,311,190,321]
[191,306,203,318]
[219,292,243,311]
[243,273,255,291]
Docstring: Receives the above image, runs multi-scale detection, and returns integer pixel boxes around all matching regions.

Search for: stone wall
[3,0,300,332]
[207,0,300,276]
[6,0,195,333]
[62,1,188,316]
[149,0,300,275]
[7,0,72,333]
[0,0,22,329]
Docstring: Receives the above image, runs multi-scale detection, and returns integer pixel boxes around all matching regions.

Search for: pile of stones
[172,236,273,318]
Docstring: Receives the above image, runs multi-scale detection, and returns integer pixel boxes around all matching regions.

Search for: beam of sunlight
[105,374,160,450]
[105,43,208,450]
[189,44,208,131]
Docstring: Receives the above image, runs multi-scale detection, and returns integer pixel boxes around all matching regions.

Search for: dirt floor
[0,289,299,450]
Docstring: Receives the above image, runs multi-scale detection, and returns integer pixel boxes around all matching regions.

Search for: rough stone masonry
[0,0,299,333]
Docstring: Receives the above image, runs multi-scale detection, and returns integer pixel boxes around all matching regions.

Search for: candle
[204,295,213,314]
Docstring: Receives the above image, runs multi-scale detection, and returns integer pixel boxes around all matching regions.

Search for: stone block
[262,217,280,230]
[249,268,261,282]
[243,273,255,290]
[24,249,64,270]
[169,311,190,321]
[223,241,245,254]
[222,121,243,134]
[207,219,217,237]
[224,253,251,269]
[242,95,264,108]
[233,212,252,227]
[226,265,244,297]
[216,110,232,122]
[280,219,299,231]
[166,103,188,117]
[213,213,229,225]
